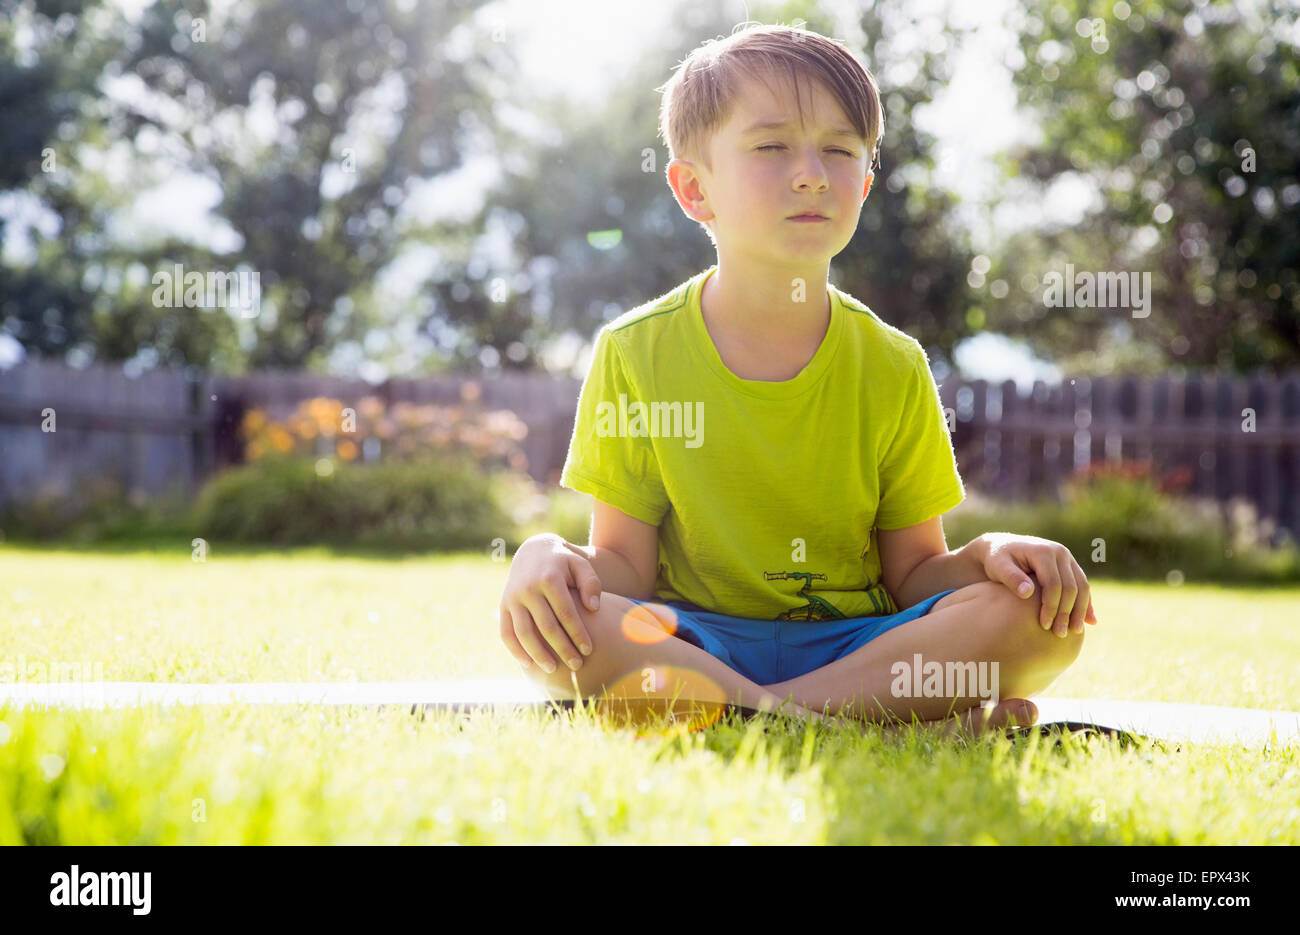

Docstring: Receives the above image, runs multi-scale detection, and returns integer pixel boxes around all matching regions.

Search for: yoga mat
[3,680,1298,746]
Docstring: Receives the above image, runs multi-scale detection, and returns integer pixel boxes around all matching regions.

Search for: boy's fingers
[1068,557,1090,632]
[527,588,585,672]
[499,607,534,670]
[539,575,593,661]
[1052,556,1080,637]
[511,601,559,673]
[1035,559,1062,630]
[567,554,603,613]
[991,554,1034,598]
[559,585,595,656]
[1050,556,1081,637]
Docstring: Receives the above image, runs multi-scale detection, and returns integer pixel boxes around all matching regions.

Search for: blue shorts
[626,589,959,686]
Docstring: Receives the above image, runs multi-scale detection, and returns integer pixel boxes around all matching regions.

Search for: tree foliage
[992,0,1299,373]
[2,0,497,372]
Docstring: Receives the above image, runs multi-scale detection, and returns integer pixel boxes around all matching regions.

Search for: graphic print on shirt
[763,571,846,621]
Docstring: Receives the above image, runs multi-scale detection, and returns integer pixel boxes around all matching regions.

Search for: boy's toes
[966,698,1038,733]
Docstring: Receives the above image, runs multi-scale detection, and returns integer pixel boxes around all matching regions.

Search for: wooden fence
[0,357,208,507]
[1,355,1297,544]
[937,372,1300,547]
[0,356,581,508]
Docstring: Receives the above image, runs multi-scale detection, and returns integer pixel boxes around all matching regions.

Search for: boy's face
[668,72,874,269]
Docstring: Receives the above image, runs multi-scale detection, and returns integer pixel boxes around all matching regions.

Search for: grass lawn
[1,542,1298,844]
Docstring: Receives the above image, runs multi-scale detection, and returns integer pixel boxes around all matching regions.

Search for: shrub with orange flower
[1066,458,1195,496]
[239,394,529,471]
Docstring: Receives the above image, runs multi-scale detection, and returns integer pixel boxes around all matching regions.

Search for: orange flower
[357,396,385,420]
[307,397,337,419]
[268,425,294,453]
[242,409,268,434]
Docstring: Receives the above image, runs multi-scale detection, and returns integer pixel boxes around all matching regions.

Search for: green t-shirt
[559,265,965,621]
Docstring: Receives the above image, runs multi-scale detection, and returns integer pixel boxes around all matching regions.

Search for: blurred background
[0,0,1297,580]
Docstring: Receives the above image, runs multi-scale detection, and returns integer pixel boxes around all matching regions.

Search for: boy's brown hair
[655,22,885,177]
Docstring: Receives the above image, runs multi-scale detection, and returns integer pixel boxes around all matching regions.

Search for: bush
[512,485,596,547]
[188,452,521,552]
[0,476,192,545]
[943,464,1300,584]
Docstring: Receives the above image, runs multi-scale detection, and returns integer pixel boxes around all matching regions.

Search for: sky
[0,0,1068,386]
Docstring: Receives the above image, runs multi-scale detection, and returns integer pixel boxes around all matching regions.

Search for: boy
[499,23,1097,734]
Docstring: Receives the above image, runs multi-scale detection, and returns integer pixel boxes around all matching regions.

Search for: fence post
[1134,374,1155,467]
[968,380,989,490]
[1178,372,1204,497]
[1282,372,1300,545]
[1025,379,1045,497]
[1116,374,1138,464]
[1250,373,1281,545]
[1225,375,1249,509]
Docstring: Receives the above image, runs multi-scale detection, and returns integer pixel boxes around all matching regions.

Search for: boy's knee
[978,581,1085,668]
[1022,588,1086,667]
[578,590,684,646]
[957,584,1081,699]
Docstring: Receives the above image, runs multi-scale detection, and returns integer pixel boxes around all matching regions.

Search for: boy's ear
[666,158,713,223]
[862,170,874,201]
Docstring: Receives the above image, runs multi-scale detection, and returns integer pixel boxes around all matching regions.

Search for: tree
[992,0,1299,373]
[0,0,176,364]
[2,0,508,373]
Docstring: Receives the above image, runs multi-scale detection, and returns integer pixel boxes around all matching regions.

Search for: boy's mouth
[788,212,828,221]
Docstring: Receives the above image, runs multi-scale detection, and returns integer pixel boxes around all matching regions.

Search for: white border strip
[1,682,1298,745]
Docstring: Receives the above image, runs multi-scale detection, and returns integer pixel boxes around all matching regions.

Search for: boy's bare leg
[523,589,840,724]
[761,581,1084,734]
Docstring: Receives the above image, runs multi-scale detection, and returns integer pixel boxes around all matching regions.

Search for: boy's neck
[701,260,832,346]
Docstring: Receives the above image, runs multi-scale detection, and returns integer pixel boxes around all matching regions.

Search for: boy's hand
[975,533,1098,637]
[500,535,603,674]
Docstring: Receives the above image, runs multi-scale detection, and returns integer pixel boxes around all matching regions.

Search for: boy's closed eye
[757,144,857,156]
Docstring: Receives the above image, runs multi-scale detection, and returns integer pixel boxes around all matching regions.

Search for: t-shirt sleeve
[874,347,966,530]
[558,327,669,526]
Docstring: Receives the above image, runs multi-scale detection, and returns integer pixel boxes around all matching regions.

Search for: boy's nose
[791,163,830,190]
[793,173,829,192]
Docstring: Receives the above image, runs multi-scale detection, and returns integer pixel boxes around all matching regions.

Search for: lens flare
[592,665,729,737]
[619,602,680,644]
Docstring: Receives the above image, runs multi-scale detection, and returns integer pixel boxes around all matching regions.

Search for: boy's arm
[545,498,660,603]
[877,516,990,611]
[560,541,654,603]
[555,327,666,604]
